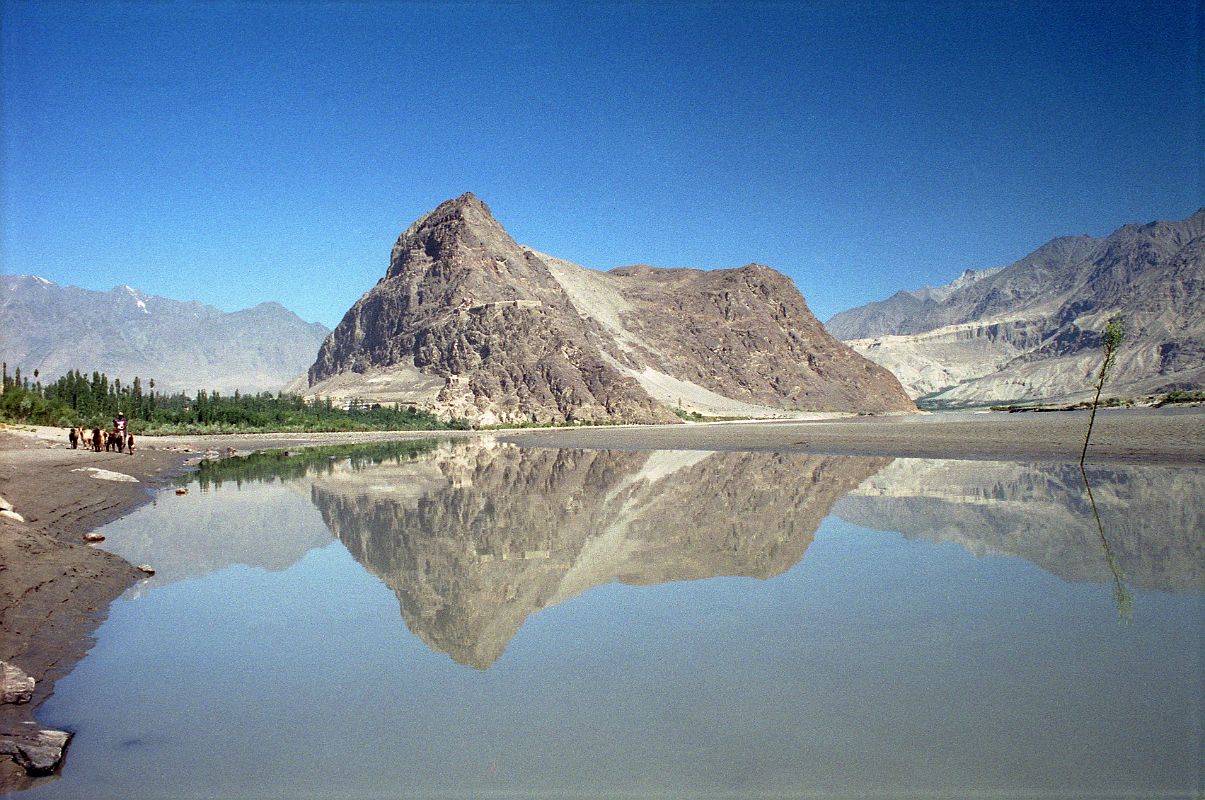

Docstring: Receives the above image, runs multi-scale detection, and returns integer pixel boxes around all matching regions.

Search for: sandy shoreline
[0,408,1201,788]
[502,406,1205,465]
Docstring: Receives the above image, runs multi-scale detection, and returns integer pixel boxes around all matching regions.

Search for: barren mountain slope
[307,194,914,423]
[827,210,1205,405]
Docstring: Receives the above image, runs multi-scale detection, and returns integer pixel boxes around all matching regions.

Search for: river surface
[22,441,1205,799]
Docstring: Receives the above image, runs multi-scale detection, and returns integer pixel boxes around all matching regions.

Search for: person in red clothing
[113,412,128,453]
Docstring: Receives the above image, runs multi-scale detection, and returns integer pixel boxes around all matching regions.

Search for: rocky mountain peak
[387,192,514,279]
[307,195,916,423]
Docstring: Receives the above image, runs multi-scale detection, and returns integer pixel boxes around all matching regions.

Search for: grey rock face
[0,728,71,775]
[826,266,1004,340]
[0,663,34,705]
[0,278,330,394]
[308,194,915,423]
[828,210,1205,404]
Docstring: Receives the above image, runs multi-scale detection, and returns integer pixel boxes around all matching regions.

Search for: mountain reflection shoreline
[107,440,1204,668]
[28,439,1202,799]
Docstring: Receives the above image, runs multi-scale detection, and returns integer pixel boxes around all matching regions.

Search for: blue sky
[2,0,1200,327]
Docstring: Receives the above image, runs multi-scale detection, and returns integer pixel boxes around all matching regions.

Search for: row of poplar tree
[0,363,460,431]
[3,364,158,420]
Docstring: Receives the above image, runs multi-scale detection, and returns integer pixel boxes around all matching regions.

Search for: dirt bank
[0,431,190,791]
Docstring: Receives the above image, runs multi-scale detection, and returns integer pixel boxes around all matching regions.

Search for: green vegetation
[671,407,757,423]
[0,364,468,433]
[1152,389,1205,407]
[991,389,1202,413]
[193,440,441,491]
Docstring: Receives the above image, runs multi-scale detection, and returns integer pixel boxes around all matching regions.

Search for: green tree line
[193,440,440,492]
[0,363,467,433]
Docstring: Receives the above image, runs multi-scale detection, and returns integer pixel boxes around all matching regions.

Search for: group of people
[68,412,135,454]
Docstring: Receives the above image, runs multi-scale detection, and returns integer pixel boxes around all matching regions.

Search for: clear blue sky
[2,0,1200,327]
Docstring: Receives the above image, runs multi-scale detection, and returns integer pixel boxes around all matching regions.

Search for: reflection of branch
[1080,464,1133,623]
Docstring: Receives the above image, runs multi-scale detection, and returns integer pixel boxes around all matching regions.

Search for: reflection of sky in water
[27,446,1205,799]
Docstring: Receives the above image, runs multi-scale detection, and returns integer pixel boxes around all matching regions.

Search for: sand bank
[502,407,1205,465]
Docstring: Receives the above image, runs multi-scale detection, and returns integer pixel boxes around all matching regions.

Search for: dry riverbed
[0,408,1201,789]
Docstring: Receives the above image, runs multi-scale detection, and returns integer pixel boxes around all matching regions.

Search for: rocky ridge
[826,210,1205,404]
[306,194,915,424]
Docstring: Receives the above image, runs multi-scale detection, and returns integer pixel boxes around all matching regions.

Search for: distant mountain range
[0,276,329,394]
[303,193,914,424]
[10,206,1199,409]
[827,210,1205,405]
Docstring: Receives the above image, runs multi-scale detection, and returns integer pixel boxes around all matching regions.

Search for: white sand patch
[629,449,712,486]
[304,363,444,405]
[71,467,139,483]
[600,356,804,418]
[533,248,648,358]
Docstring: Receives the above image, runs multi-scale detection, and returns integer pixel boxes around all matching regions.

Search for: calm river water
[22,441,1205,799]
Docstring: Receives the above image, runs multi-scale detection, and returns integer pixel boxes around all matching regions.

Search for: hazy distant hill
[826,210,1205,405]
[305,193,914,424]
[1,276,329,394]
[826,266,1004,340]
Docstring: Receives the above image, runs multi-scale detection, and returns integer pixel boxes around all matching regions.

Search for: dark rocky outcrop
[306,193,915,424]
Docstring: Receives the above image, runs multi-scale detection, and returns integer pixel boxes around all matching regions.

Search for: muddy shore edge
[1,408,1201,789]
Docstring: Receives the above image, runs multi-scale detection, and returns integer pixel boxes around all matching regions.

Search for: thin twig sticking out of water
[1081,316,1125,467]
[1080,463,1133,623]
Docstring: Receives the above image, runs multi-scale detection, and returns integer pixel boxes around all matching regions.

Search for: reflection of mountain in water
[311,442,889,668]
[101,482,334,593]
[834,460,1204,592]
[103,442,442,594]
